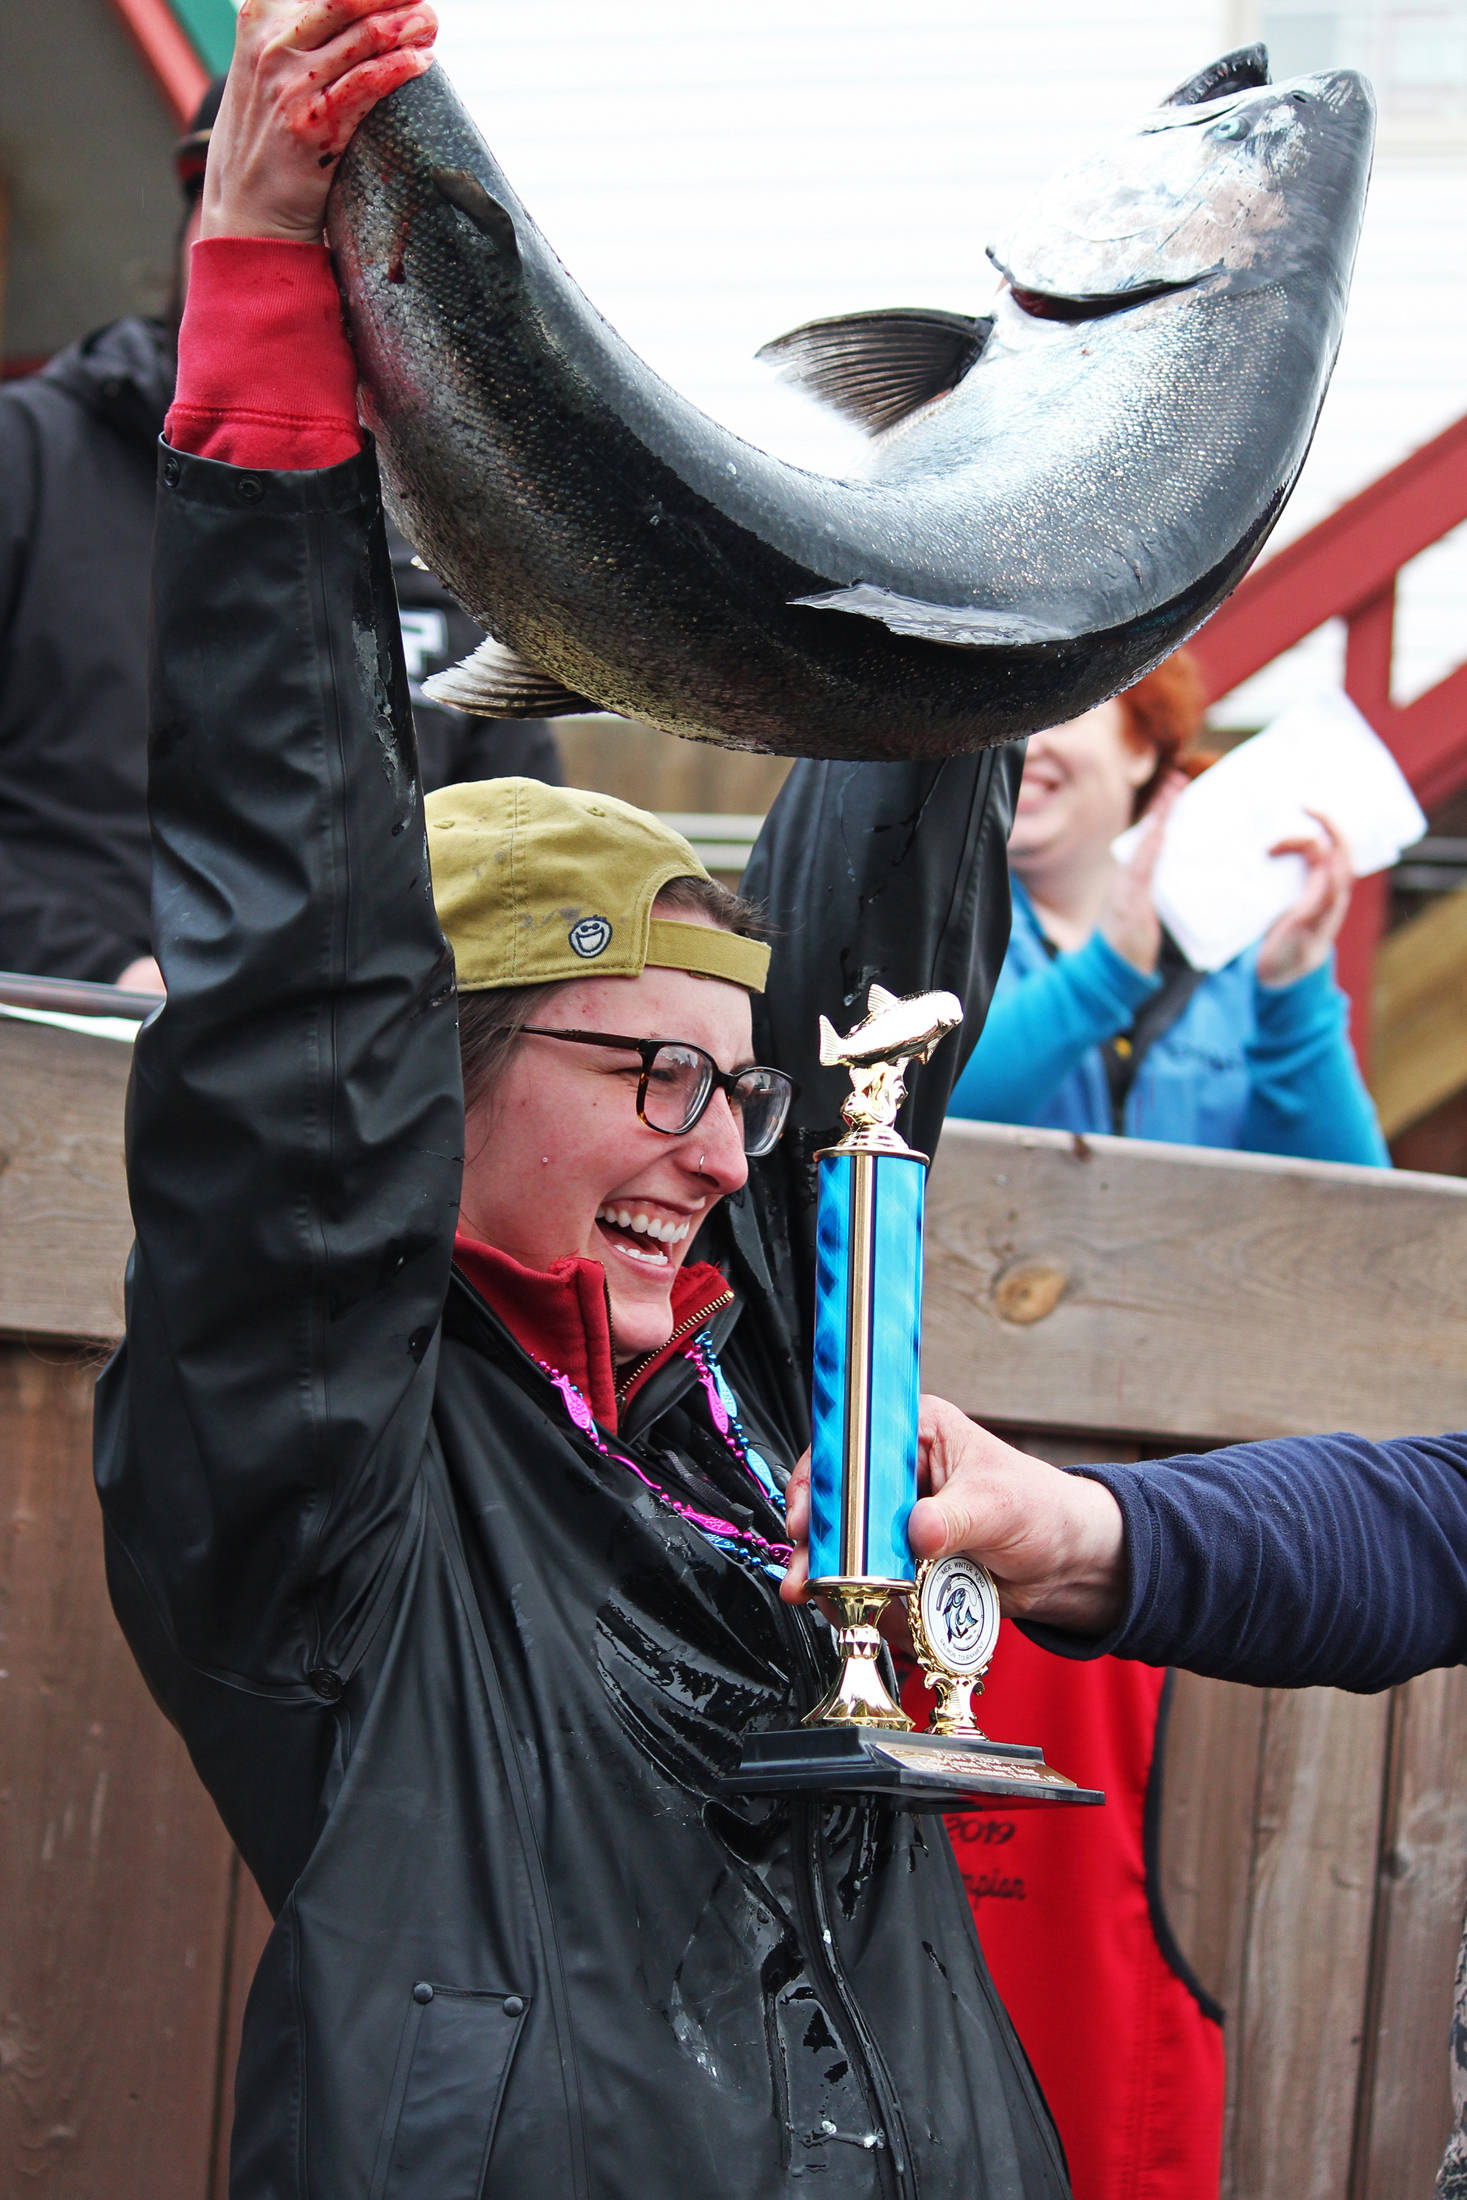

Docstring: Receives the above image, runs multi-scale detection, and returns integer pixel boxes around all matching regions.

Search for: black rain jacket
[0,318,173,980]
[93,439,1068,2200]
[0,318,559,984]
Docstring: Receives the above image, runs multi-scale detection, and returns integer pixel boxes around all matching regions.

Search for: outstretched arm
[780,1399,1127,1633]
[782,1402,1467,1693]
[733,748,1023,1411]
[95,2,460,1716]
[745,751,1023,1162]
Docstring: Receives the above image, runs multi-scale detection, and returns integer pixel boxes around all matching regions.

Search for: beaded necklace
[535,1330,793,1580]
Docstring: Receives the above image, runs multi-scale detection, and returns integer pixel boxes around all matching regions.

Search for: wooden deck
[2,1012,1464,2197]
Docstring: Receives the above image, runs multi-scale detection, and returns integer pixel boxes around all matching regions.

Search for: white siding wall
[432,0,1466,731]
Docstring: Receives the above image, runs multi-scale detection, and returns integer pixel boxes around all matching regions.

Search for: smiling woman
[92,8,1066,2197]
[438,788,782,1357]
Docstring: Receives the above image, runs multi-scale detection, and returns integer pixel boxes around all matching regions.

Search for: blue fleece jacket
[1029,1432,1467,1692]
[949,880,1389,1163]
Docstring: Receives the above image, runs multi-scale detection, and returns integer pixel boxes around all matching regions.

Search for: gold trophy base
[802,1582,913,1730]
[725,1579,1104,1811]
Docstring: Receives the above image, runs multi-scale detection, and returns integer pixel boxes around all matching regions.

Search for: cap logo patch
[568,915,613,959]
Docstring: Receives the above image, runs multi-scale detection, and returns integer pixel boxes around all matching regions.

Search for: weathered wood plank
[0,1344,234,2197]
[1156,1671,1267,2023]
[0,1015,132,1341]
[1228,1685,1393,2200]
[925,1119,1467,1442]
[1352,1665,1467,2200]
[11,1016,1467,1449]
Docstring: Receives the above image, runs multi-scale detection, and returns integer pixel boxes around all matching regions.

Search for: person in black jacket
[0,78,560,991]
[93,7,1069,2196]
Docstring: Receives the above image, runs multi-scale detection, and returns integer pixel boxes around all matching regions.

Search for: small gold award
[909,1555,1002,1736]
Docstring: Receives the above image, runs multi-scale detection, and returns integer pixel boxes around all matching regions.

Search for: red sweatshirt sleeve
[166,237,363,470]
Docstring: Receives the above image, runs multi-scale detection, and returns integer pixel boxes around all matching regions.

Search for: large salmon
[327,46,1373,760]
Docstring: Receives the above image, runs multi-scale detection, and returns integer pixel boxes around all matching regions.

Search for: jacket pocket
[369,1982,529,2200]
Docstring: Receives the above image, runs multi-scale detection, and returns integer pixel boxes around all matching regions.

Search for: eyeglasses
[519,1028,794,1157]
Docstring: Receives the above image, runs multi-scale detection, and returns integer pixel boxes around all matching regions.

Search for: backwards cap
[174,77,227,201]
[425,778,770,994]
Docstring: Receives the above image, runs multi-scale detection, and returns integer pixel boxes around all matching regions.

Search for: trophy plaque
[727,985,1103,1813]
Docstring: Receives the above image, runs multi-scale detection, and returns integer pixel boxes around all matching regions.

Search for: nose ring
[698,1152,706,1171]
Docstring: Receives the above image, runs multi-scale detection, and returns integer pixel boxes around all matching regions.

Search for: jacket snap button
[307,1666,343,1701]
[162,455,181,487]
[413,1982,434,2004]
[237,475,264,502]
[502,1995,525,2017]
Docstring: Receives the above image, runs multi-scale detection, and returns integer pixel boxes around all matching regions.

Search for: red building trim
[104,0,209,125]
[1190,415,1467,702]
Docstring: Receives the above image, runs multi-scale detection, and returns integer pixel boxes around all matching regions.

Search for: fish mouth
[1146,65,1372,127]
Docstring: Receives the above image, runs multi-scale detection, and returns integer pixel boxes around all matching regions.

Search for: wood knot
[993,1261,1068,1326]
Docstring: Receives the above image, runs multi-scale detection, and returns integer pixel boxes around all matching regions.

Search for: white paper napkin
[1110,690,1427,972]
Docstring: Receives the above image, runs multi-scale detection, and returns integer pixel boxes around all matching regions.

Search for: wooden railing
[1189,413,1467,1069]
[4,1012,1466,2198]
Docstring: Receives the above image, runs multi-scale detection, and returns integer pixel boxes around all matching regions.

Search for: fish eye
[1210,114,1251,140]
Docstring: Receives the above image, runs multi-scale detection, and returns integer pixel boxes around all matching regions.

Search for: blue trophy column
[809,1148,925,1587]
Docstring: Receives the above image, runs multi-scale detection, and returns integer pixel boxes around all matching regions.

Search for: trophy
[729,985,1102,1811]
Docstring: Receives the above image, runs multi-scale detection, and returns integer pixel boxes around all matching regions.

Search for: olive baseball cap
[425,778,770,994]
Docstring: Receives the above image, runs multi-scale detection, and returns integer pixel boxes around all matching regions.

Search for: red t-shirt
[905,1633,1225,2200]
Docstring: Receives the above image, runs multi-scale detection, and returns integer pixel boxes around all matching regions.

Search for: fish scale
[327,47,1374,761]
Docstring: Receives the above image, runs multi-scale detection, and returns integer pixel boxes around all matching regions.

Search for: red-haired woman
[948,652,1388,1159]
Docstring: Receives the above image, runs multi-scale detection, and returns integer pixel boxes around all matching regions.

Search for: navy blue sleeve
[1026,1431,1467,1691]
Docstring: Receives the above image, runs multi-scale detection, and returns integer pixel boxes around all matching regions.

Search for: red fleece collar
[452,1232,733,1431]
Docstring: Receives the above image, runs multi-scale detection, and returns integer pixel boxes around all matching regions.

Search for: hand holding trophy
[730,985,1102,1810]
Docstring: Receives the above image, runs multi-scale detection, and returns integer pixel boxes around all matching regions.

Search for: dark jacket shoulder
[0,318,175,983]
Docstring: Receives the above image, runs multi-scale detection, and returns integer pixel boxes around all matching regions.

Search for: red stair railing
[1188,412,1467,1069]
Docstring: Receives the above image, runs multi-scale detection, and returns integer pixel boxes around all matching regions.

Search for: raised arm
[94,3,459,1708]
[735,749,1022,1381]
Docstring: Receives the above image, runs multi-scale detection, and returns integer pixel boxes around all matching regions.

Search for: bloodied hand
[201,0,437,245]
[781,1394,1127,1637]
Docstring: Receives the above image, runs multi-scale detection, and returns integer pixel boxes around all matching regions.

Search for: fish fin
[1165,46,1269,106]
[422,637,598,718]
[432,167,521,263]
[865,983,900,1014]
[792,583,1079,648]
[817,1014,844,1068]
[756,309,993,434]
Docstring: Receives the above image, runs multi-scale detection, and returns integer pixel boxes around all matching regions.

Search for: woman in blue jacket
[950,650,1388,1162]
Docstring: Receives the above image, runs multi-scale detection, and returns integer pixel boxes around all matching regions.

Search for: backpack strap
[1101,932,1205,1135]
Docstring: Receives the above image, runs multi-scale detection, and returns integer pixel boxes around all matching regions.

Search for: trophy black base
[723,1725,1104,1812]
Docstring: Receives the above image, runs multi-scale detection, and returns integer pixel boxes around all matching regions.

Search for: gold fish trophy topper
[818,985,962,1154]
